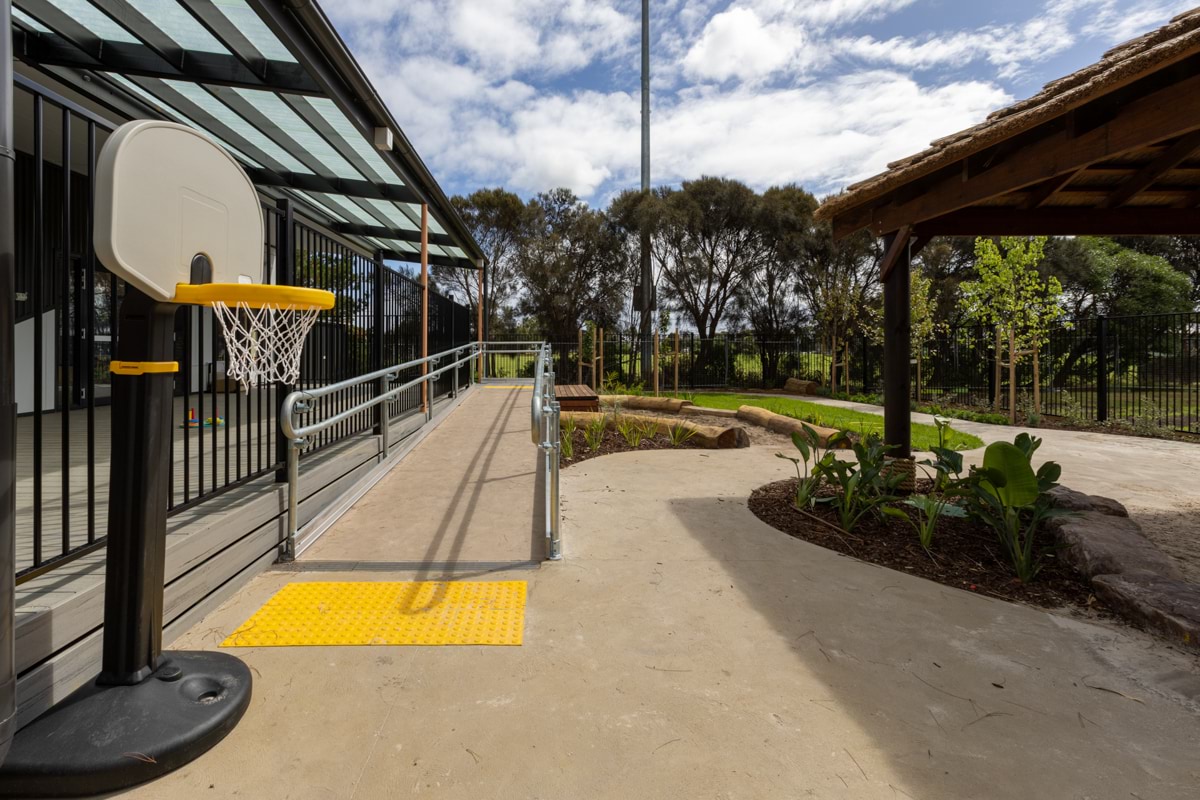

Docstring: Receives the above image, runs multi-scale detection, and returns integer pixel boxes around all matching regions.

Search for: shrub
[883,494,967,551]
[615,415,644,447]
[668,424,697,447]
[561,417,577,459]
[814,434,902,532]
[583,416,606,452]
[958,435,1068,583]
[775,424,842,510]
[1130,399,1173,438]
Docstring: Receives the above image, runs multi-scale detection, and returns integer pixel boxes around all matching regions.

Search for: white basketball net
[211,301,322,390]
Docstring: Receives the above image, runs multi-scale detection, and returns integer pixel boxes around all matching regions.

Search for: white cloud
[833,14,1078,79]
[682,8,811,83]
[322,0,1185,203]
[405,72,1009,198]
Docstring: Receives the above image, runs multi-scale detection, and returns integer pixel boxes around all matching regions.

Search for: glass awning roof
[10,0,481,270]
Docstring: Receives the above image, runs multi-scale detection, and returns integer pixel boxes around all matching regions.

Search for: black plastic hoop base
[0,650,251,797]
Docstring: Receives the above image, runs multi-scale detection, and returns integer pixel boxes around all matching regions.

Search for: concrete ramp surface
[300,386,543,570]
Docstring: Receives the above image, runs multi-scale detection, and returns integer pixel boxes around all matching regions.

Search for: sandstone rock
[783,378,818,395]
[1054,511,1185,581]
[1046,486,1095,513]
[1045,486,1129,518]
[1092,574,1200,648]
[1088,494,1129,517]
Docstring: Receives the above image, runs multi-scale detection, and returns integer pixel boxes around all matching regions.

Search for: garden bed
[748,477,1102,611]
[561,426,703,467]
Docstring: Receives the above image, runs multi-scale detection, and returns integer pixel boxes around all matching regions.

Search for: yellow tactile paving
[220,581,526,647]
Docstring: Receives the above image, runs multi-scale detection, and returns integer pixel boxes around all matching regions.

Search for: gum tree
[958,236,1066,422]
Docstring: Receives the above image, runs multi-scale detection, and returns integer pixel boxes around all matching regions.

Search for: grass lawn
[690,393,985,452]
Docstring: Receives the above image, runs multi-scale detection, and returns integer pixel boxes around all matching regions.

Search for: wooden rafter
[863,72,1200,235]
[1021,170,1081,210]
[920,207,1200,236]
[1099,130,1200,208]
[878,225,911,282]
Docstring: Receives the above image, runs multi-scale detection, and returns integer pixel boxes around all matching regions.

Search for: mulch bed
[561,427,703,467]
[749,478,1105,611]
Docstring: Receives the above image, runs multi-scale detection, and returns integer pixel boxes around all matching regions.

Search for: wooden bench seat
[555,384,600,412]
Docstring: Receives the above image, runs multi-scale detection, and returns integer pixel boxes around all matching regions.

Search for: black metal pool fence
[489,311,1200,436]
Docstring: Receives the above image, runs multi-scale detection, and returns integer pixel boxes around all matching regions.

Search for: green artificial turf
[690,393,985,452]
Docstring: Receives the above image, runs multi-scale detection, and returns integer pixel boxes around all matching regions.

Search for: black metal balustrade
[12,78,474,582]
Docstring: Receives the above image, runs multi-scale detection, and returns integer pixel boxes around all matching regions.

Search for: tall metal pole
[0,0,18,766]
[638,0,652,379]
[420,203,429,412]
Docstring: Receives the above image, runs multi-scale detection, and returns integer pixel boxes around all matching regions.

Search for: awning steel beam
[12,22,320,94]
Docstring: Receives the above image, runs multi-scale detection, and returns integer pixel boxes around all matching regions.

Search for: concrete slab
[119,420,1200,799]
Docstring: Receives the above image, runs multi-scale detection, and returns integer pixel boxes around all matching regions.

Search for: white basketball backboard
[93,120,264,302]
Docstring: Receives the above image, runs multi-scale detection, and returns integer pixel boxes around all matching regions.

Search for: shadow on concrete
[395,389,535,612]
[667,492,1200,799]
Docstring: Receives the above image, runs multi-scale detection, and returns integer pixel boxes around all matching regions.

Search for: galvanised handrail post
[528,342,562,559]
[547,359,562,560]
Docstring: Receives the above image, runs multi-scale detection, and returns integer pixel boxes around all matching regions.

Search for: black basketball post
[0,287,252,796]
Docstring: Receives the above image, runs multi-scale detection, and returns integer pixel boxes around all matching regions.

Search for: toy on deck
[180,407,225,428]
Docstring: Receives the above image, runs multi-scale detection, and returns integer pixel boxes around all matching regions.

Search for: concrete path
[806,396,1200,582]
[121,394,1200,799]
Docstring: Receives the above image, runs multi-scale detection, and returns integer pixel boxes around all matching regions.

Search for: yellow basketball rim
[174,283,335,310]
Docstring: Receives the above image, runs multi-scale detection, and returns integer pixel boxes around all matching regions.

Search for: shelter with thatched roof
[815,9,1200,460]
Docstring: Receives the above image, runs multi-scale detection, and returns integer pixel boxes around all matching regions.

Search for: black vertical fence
[12,77,473,582]
[490,314,1199,437]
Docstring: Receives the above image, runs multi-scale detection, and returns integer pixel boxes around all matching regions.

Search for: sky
[323,0,1194,206]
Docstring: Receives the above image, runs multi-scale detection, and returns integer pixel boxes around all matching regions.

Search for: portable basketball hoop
[93,120,333,389]
[0,121,330,797]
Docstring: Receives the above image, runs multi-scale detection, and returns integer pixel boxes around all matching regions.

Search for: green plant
[960,439,1068,583]
[775,424,841,510]
[561,417,578,459]
[615,414,642,447]
[602,371,644,396]
[814,434,901,532]
[1058,393,1090,427]
[921,446,963,494]
[668,423,697,447]
[919,403,1010,426]
[1130,400,1173,438]
[583,416,607,452]
[883,494,967,551]
[637,419,660,443]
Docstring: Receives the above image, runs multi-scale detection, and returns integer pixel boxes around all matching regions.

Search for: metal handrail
[279,342,478,559]
[278,340,564,562]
